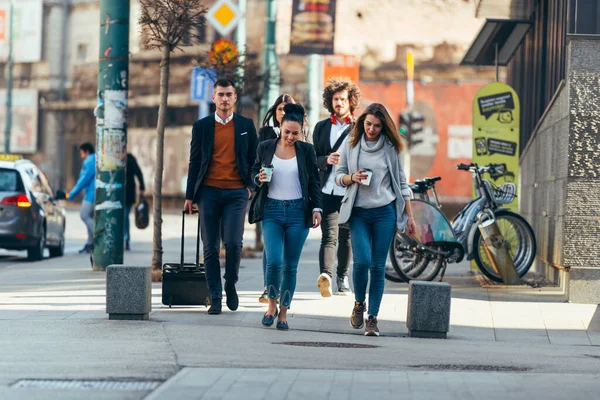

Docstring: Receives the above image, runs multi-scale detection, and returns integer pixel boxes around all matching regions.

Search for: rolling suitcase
[162,210,211,307]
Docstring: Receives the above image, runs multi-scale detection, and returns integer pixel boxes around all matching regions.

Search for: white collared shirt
[321,120,349,196]
[215,112,234,125]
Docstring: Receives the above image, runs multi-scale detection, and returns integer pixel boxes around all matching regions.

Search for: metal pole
[234,0,246,113]
[93,0,130,271]
[495,42,499,82]
[307,54,320,133]
[260,0,280,122]
[4,0,14,153]
[56,0,69,189]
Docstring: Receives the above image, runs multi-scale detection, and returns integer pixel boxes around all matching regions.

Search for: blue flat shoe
[262,310,278,327]
[276,320,289,330]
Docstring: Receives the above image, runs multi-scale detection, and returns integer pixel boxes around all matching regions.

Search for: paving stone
[106,265,151,320]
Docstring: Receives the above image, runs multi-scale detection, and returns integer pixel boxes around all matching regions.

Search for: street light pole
[93,0,130,271]
[4,0,13,153]
[259,0,279,122]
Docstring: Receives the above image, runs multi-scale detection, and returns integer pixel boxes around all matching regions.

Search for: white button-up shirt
[215,112,234,125]
[321,120,349,196]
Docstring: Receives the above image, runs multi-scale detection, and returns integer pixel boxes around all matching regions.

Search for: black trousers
[198,186,248,300]
[319,193,351,279]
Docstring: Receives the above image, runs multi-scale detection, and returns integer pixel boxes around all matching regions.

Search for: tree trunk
[151,45,171,270]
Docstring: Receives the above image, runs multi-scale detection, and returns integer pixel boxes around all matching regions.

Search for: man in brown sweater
[184,79,258,314]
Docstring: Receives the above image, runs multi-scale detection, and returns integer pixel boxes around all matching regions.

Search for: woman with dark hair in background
[335,103,417,337]
[257,93,296,303]
[258,93,296,142]
[250,103,322,330]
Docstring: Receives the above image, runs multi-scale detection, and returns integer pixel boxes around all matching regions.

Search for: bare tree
[139,0,207,271]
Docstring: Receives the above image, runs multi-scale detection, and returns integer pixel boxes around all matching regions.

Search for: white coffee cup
[262,166,274,182]
[362,168,373,186]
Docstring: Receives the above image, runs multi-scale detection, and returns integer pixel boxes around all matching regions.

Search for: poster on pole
[0,0,43,63]
[289,0,336,55]
[0,89,38,153]
[472,82,520,211]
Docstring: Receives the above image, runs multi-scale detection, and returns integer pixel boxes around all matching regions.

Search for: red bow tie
[331,114,353,125]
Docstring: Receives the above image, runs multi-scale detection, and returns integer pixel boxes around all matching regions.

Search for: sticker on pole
[104,90,127,129]
[206,0,241,37]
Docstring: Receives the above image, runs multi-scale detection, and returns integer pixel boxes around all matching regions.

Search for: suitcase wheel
[168,296,172,308]
[206,296,211,307]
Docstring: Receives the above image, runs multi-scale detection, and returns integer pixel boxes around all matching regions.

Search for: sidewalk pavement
[1,219,600,399]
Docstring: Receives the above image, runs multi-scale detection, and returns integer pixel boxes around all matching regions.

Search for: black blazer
[258,126,278,142]
[312,118,353,188]
[185,113,258,202]
[249,139,322,228]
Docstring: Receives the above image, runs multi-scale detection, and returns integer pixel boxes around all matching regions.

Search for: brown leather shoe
[365,316,380,337]
[350,301,365,329]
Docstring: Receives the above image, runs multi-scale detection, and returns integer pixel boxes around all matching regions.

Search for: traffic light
[398,110,425,148]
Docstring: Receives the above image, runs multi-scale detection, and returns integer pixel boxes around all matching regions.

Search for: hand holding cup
[351,169,369,184]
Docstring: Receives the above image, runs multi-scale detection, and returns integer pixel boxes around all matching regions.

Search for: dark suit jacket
[312,119,353,188]
[258,126,278,142]
[185,113,258,202]
[249,139,322,228]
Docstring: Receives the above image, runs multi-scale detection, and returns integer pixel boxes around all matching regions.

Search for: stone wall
[519,36,600,303]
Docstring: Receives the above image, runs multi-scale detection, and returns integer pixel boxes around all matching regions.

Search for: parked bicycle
[385,163,536,283]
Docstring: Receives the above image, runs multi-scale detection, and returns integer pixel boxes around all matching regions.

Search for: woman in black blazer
[250,104,322,330]
[257,93,296,303]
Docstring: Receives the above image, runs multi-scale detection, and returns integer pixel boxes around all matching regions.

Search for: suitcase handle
[181,209,201,270]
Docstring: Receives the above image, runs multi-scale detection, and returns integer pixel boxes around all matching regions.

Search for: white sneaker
[317,273,332,297]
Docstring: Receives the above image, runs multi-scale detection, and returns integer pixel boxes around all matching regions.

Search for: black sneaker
[337,276,351,295]
[79,244,92,254]
[125,241,130,251]
[208,298,222,315]
[365,316,380,337]
[225,283,239,311]
[350,301,365,329]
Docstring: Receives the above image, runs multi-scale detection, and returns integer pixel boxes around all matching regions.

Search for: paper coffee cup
[362,169,373,186]
[262,165,273,182]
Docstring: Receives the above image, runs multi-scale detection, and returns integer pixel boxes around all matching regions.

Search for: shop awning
[460,18,532,66]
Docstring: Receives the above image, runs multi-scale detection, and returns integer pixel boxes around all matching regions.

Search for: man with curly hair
[312,78,361,297]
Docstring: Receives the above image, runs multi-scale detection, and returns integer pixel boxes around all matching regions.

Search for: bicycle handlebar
[456,163,507,174]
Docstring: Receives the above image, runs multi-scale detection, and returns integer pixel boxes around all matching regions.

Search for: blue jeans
[124,205,132,242]
[198,186,248,300]
[349,202,397,317]
[263,198,309,308]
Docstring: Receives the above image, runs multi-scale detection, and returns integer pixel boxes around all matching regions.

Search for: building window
[573,0,600,34]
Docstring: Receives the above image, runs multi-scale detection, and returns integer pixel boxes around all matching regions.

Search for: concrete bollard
[406,281,451,338]
[106,265,152,320]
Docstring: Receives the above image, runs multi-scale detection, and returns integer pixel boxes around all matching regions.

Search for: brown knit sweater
[203,119,245,189]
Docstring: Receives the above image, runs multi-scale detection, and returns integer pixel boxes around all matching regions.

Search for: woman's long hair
[350,103,404,152]
[262,93,295,127]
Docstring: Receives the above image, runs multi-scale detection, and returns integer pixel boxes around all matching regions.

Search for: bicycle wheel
[385,262,405,282]
[473,210,536,282]
[389,233,443,281]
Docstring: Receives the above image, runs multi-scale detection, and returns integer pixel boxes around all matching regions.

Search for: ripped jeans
[262,198,309,308]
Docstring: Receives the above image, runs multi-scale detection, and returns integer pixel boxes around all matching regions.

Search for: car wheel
[27,227,46,262]
[49,234,65,258]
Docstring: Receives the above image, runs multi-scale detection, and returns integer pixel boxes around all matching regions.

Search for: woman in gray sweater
[335,103,417,336]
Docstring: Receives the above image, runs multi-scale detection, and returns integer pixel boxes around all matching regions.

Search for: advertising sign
[472,82,520,211]
[0,0,43,63]
[0,89,38,153]
[290,0,337,55]
[323,54,358,85]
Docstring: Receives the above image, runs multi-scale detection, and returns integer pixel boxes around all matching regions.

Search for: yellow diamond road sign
[207,0,241,37]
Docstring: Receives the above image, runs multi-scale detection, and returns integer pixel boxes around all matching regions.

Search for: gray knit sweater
[354,136,396,209]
